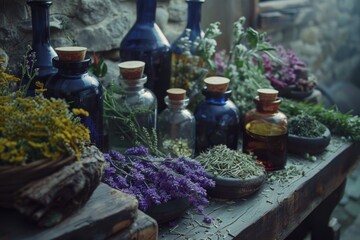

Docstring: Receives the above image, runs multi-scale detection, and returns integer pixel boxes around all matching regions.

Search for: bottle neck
[255,97,281,113]
[186,1,203,33]
[136,0,156,24]
[165,96,189,110]
[53,58,90,75]
[121,75,147,92]
[28,1,52,46]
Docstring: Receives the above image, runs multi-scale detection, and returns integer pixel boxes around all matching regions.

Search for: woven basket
[0,155,75,208]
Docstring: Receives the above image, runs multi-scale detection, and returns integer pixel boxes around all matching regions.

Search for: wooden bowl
[145,198,190,225]
[206,172,266,199]
[55,46,87,62]
[287,125,331,155]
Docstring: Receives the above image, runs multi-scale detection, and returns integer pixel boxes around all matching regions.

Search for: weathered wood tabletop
[159,137,359,240]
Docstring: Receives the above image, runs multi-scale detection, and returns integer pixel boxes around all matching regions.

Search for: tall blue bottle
[120,0,171,111]
[26,0,57,96]
[170,0,205,98]
[171,0,205,55]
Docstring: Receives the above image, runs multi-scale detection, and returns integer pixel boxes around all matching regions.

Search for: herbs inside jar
[196,145,265,179]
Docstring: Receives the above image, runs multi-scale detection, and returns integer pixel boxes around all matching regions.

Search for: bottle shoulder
[120,23,170,50]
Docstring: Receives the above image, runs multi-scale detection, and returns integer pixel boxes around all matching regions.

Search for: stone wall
[1,0,360,89]
[263,0,360,88]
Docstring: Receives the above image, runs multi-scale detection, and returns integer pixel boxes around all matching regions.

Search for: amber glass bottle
[242,89,288,171]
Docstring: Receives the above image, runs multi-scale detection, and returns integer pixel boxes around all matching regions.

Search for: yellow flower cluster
[0,95,90,165]
[0,68,20,96]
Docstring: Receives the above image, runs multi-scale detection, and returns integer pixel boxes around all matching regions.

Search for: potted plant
[261,45,317,100]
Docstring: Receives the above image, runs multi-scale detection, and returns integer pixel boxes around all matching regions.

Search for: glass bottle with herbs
[119,0,171,111]
[107,61,157,152]
[26,0,57,96]
[158,88,195,157]
[171,0,205,95]
[45,48,104,151]
[194,76,240,155]
[243,89,288,171]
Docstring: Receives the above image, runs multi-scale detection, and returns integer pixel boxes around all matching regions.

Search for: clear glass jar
[45,57,104,151]
[108,75,157,151]
[120,0,171,111]
[242,89,288,171]
[26,0,57,96]
[158,89,195,157]
[194,82,240,155]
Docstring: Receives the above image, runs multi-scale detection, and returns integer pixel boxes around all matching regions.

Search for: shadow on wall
[319,82,360,116]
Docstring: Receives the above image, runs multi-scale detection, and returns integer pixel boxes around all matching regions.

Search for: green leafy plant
[221,17,279,115]
[103,82,164,157]
[280,99,360,141]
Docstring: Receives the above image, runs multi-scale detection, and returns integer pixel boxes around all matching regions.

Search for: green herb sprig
[103,82,165,157]
[196,145,265,179]
[281,99,360,141]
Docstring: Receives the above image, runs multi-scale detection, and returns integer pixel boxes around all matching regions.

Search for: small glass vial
[108,61,157,151]
[194,76,240,155]
[158,88,195,157]
[45,51,104,151]
[243,89,288,171]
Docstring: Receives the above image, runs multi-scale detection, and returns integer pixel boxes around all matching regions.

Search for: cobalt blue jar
[120,0,171,111]
[26,0,57,96]
[45,57,104,151]
[194,77,240,155]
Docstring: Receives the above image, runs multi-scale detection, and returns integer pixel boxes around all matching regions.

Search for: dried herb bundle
[288,114,326,138]
[196,145,265,179]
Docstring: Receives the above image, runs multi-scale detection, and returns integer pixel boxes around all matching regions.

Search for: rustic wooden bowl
[287,125,331,155]
[206,172,266,199]
[145,198,190,225]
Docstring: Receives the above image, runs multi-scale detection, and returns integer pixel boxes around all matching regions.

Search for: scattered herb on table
[288,114,326,138]
[196,145,265,179]
[102,146,215,222]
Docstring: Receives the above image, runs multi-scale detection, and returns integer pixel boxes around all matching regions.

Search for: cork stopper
[257,89,278,101]
[167,88,186,100]
[204,76,230,93]
[55,46,87,62]
[118,61,145,80]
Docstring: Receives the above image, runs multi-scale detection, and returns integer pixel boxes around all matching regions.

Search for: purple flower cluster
[102,147,215,222]
[262,45,309,90]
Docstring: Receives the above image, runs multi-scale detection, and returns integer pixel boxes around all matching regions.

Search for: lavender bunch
[102,146,215,222]
[262,45,316,91]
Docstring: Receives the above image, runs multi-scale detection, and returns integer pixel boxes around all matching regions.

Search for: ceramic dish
[206,172,266,199]
[287,125,331,155]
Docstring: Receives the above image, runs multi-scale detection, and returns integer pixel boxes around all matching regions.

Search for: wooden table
[159,137,359,240]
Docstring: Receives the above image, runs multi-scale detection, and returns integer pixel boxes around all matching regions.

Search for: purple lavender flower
[101,147,214,223]
[125,146,148,155]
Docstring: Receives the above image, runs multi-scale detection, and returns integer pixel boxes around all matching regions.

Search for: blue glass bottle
[194,88,240,155]
[45,58,104,151]
[170,0,205,99]
[26,0,57,96]
[120,0,171,111]
[171,0,205,55]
